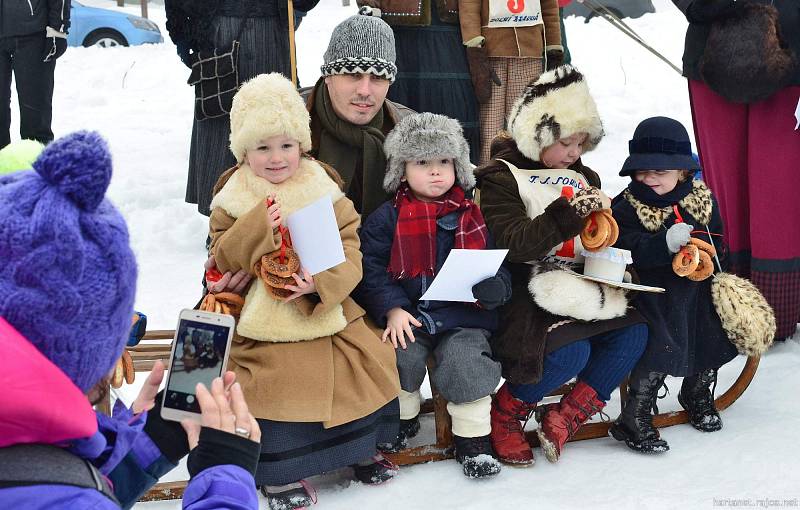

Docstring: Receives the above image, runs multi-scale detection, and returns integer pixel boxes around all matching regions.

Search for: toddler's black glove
[472,275,510,310]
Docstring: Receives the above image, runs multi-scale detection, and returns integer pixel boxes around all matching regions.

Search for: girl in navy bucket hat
[609,116,739,453]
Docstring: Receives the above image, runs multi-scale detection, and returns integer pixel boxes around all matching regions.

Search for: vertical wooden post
[141,0,148,19]
[426,358,453,449]
[287,0,297,87]
[117,0,124,7]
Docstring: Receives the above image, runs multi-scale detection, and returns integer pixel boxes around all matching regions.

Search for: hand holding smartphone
[161,309,235,423]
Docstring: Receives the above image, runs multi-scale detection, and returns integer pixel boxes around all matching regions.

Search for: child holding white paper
[354,112,511,479]
[208,73,400,509]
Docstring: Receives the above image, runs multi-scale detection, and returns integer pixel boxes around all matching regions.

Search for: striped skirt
[185,15,291,216]
[254,399,399,486]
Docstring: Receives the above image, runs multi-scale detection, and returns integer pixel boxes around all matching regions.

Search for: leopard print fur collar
[623,180,712,232]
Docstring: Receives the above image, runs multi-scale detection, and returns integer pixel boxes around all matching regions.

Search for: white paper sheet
[419,249,509,302]
[794,96,800,130]
[285,196,345,275]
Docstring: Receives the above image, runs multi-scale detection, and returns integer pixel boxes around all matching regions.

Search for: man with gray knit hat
[305,12,413,218]
[207,13,412,295]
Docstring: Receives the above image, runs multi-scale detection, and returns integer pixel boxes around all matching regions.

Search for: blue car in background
[68,1,163,48]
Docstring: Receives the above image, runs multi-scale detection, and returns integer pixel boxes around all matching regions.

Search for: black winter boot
[609,371,670,453]
[261,481,316,510]
[378,417,421,453]
[678,368,722,432]
[453,434,502,479]
[351,453,399,484]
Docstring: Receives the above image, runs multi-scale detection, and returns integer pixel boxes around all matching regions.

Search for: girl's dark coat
[611,182,738,376]
[475,138,643,385]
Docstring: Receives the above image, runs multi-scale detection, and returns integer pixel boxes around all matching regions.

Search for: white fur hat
[507,65,604,162]
[228,73,312,162]
[382,113,474,193]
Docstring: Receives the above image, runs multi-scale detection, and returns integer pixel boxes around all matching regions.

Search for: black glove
[43,30,68,63]
[472,275,510,310]
[187,427,261,478]
[687,0,738,23]
[465,46,502,104]
[545,49,565,71]
[143,390,191,464]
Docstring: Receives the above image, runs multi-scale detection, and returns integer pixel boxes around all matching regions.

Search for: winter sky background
[8,0,800,508]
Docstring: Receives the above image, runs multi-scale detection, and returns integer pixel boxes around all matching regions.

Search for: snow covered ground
[8,0,800,508]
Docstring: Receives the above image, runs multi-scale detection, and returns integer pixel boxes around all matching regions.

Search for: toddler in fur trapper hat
[209,72,401,508]
[354,112,512,479]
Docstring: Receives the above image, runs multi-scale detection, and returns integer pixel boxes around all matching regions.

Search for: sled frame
[114,330,759,502]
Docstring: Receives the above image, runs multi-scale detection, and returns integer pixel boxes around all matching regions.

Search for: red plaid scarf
[389,183,488,279]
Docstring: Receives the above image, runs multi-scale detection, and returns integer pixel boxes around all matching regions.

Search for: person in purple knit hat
[0,131,262,509]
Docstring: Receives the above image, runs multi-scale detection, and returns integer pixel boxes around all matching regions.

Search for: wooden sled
[106,330,760,502]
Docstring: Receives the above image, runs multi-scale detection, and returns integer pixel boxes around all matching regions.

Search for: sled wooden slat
[133,327,759,502]
[140,481,187,502]
[143,330,175,340]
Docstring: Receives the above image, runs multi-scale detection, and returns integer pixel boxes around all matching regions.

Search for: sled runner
[107,330,760,502]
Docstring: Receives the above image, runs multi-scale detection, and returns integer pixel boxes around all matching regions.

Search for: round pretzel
[687,249,714,281]
[672,244,700,277]
[201,291,245,316]
[262,271,294,289]
[602,210,619,247]
[580,210,618,251]
[122,350,135,385]
[263,248,300,278]
[111,357,125,388]
[267,286,293,299]
[688,237,716,257]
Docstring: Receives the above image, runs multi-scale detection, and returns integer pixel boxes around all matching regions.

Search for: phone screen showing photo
[164,319,230,413]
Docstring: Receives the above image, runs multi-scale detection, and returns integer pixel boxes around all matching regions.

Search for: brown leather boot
[489,383,537,466]
[536,381,606,463]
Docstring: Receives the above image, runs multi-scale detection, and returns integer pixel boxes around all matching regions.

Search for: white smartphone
[160,309,236,423]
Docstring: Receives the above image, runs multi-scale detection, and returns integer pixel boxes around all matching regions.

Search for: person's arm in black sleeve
[673,0,738,23]
[48,0,71,33]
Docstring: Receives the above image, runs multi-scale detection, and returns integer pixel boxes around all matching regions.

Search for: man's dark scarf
[314,79,388,216]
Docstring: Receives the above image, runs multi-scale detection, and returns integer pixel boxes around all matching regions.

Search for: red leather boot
[536,381,606,463]
[489,383,537,466]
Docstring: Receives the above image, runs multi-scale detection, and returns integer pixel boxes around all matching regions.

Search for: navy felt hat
[619,116,702,176]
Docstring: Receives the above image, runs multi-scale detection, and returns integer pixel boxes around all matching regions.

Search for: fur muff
[382,112,474,193]
[700,2,796,104]
[228,73,313,162]
[506,65,604,162]
[711,272,776,355]
[527,262,628,322]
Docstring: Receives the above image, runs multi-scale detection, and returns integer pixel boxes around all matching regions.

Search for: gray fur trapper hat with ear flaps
[383,112,474,193]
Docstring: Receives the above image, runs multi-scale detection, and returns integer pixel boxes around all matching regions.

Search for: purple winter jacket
[0,318,259,510]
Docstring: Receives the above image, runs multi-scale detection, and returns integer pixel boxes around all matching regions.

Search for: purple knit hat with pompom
[0,131,137,392]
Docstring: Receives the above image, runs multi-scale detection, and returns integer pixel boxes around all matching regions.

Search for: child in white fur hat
[208,73,400,509]
[354,112,512,479]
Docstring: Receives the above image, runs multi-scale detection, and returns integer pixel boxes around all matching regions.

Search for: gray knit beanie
[321,14,397,83]
[383,113,474,193]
